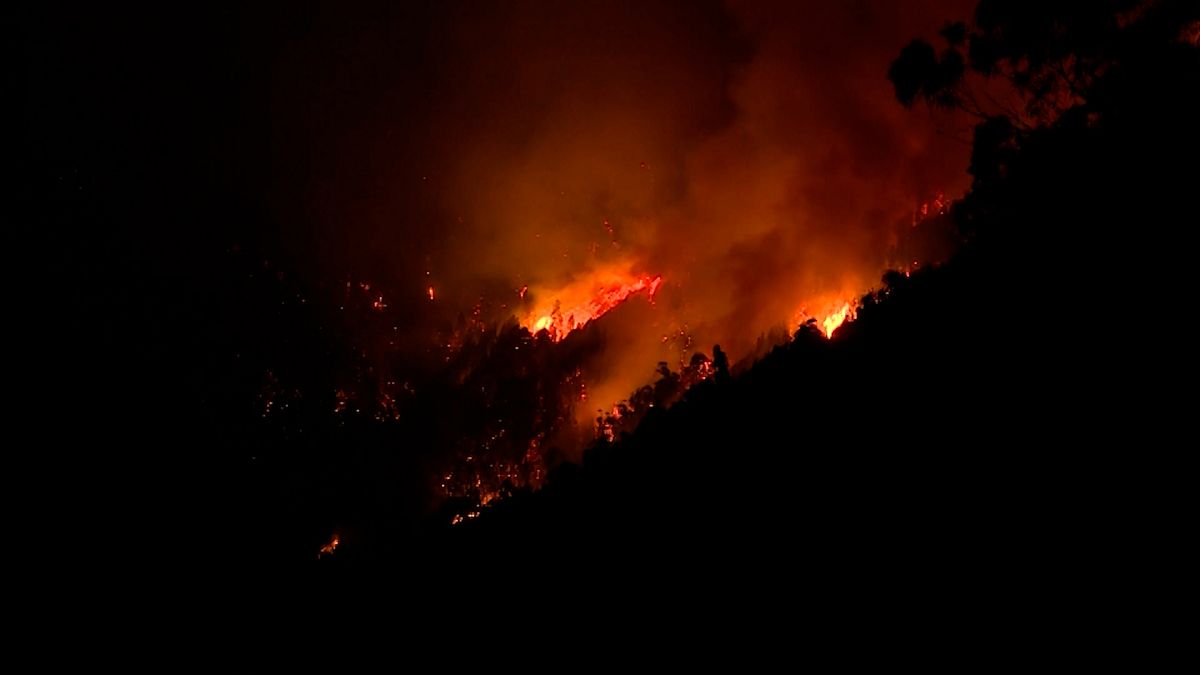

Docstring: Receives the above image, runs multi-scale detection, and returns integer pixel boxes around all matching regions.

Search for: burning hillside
[520,265,663,341]
[94,0,984,553]
[34,0,1200,576]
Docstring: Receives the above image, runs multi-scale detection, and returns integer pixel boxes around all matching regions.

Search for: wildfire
[450,511,481,526]
[792,298,859,340]
[318,533,339,558]
[520,265,663,341]
[821,302,854,339]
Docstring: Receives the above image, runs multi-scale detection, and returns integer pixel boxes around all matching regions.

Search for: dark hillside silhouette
[422,0,1198,577]
[17,1,1195,581]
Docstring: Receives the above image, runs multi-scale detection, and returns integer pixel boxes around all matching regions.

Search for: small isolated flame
[318,533,339,559]
[821,302,854,339]
[427,286,436,301]
[520,265,662,341]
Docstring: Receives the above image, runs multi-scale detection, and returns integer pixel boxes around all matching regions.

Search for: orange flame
[821,302,854,339]
[520,265,662,341]
[792,298,859,340]
[318,533,339,558]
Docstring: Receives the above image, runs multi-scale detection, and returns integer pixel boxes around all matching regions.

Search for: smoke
[251,0,975,419]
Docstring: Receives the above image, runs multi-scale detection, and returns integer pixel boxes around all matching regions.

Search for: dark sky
[21,0,976,409]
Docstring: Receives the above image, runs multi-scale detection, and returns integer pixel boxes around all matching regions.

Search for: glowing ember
[427,286,436,301]
[450,511,482,526]
[318,533,339,558]
[520,266,663,341]
[821,302,854,339]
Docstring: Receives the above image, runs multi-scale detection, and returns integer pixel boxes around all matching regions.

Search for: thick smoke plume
[254,0,974,416]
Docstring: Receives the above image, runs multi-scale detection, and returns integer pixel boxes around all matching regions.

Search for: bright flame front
[821,302,854,338]
[792,297,859,340]
[520,265,663,341]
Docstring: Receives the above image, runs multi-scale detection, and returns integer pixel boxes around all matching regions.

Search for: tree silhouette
[887,0,1198,127]
[712,345,730,385]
